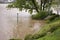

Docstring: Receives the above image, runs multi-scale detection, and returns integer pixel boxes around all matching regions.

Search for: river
[0,4,44,40]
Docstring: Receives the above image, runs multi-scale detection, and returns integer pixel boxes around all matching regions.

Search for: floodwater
[0,4,43,40]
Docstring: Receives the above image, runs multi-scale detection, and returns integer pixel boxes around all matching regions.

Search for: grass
[9,38,22,40]
[24,17,60,40]
[38,28,60,40]
[37,19,60,40]
[38,20,60,34]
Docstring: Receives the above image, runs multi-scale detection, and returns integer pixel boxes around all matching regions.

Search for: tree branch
[31,0,39,13]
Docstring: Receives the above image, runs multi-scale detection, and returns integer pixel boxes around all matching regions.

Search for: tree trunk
[31,0,39,13]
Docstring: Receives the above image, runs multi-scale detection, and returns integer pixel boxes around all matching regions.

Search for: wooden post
[17,13,19,24]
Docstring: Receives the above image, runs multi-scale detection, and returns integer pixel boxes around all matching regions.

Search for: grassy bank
[24,16,60,40]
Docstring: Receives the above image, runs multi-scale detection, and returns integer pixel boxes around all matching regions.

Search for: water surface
[0,4,42,40]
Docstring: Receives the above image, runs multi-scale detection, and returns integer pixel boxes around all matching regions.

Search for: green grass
[24,19,60,40]
[37,19,60,40]
[38,20,60,34]
[9,38,22,40]
[38,28,60,40]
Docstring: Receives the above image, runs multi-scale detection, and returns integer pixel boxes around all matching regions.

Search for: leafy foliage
[32,11,48,19]
[8,0,53,14]
[8,0,39,13]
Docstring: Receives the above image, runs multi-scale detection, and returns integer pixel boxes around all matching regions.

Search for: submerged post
[17,13,19,24]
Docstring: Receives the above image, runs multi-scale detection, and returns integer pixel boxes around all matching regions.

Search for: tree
[8,0,53,14]
[52,0,60,15]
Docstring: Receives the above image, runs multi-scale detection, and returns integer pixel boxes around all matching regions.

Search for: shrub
[45,13,60,23]
[32,11,48,20]
[48,15,59,21]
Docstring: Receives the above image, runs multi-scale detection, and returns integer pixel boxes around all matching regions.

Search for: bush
[45,15,60,23]
[48,15,59,21]
[32,11,48,20]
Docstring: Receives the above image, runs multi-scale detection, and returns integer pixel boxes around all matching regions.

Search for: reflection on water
[0,4,42,40]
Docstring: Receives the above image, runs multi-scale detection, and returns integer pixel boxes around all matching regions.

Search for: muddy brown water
[0,4,44,40]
